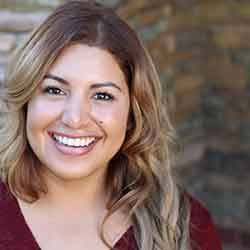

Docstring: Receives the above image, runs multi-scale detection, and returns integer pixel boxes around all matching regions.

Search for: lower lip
[52,137,98,156]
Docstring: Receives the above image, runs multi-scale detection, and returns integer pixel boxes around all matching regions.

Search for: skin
[19,44,131,250]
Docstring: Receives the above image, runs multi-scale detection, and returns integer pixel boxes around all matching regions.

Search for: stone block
[169,3,225,30]
[207,174,245,191]
[0,33,16,52]
[173,90,202,125]
[129,5,171,29]
[0,0,61,10]
[206,135,250,154]
[214,25,250,49]
[207,55,247,92]
[119,2,171,42]
[172,51,208,76]
[170,2,250,37]
[223,96,250,123]
[172,0,199,9]
[193,2,236,20]
[0,54,8,65]
[176,115,204,142]
[148,34,176,69]
[232,2,250,17]
[176,141,206,167]
[0,10,50,32]
[118,0,165,19]
[30,0,61,7]
[137,19,168,42]
[175,88,202,111]
[100,0,122,8]
[174,74,204,96]
[0,66,4,83]
[175,28,211,51]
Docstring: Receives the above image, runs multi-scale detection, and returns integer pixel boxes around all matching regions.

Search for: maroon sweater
[0,182,222,250]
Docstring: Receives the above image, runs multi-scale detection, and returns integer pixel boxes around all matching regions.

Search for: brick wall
[0,1,249,249]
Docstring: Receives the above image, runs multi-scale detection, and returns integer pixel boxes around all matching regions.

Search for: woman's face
[26,44,130,184]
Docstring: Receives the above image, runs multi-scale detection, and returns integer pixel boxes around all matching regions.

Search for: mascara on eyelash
[42,86,64,95]
[94,92,115,101]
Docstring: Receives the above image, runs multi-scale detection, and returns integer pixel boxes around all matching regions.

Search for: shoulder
[188,194,222,250]
[0,180,21,248]
[0,180,39,249]
[0,180,15,213]
[0,180,20,228]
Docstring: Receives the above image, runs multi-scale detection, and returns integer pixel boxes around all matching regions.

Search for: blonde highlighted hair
[0,1,190,249]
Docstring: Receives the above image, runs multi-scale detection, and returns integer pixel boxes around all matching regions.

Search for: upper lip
[48,131,102,139]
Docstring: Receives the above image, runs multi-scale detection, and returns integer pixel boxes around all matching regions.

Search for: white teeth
[53,134,96,147]
[86,137,91,145]
[68,138,74,146]
[80,138,87,147]
[75,138,81,147]
[62,137,67,145]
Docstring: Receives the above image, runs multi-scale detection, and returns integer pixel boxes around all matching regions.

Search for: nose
[61,95,92,129]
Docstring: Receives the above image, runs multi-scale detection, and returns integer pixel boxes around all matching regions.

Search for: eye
[43,86,65,96]
[93,92,114,101]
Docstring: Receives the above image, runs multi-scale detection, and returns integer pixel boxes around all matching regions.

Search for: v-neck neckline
[12,194,134,250]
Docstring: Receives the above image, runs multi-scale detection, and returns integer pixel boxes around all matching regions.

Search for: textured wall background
[0,1,249,249]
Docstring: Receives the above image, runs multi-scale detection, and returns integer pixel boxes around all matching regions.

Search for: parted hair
[0,1,190,250]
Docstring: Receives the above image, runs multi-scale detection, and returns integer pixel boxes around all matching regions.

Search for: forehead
[48,44,127,86]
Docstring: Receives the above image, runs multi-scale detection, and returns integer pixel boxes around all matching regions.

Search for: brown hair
[0,1,190,249]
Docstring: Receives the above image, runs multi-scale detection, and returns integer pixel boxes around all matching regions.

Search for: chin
[40,162,107,184]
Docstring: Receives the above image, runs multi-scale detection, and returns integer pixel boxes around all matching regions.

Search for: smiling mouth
[51,133,97,148]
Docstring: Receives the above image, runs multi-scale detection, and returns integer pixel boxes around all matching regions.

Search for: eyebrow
[44,74,122,92]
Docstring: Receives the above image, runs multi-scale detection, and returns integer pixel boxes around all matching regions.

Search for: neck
[35,168,109,217]
[17,167,132,246]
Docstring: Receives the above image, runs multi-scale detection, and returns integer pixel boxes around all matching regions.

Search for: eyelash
[43,86,65,96]
[43,86,114,101]
[93,92,114,101]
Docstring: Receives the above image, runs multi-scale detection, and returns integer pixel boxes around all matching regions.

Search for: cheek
[92,104,129,132]
[26,98,62,131]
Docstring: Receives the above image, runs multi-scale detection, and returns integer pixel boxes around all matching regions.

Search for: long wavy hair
[0,1,190,250]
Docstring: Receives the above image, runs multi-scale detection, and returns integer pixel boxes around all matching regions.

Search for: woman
[0,1,222,250]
